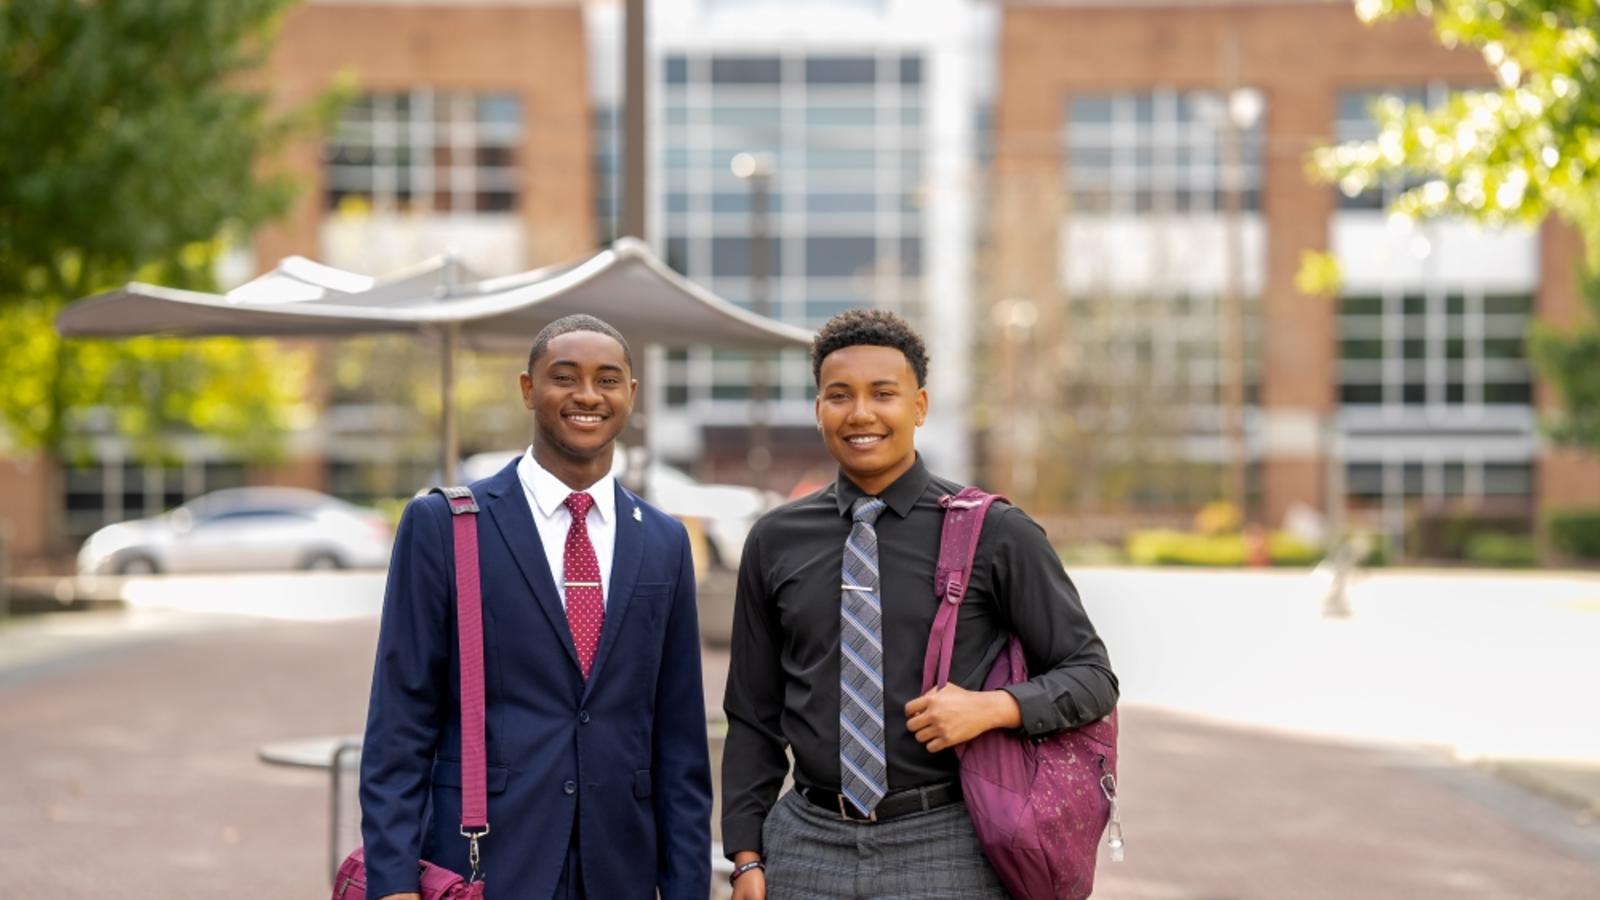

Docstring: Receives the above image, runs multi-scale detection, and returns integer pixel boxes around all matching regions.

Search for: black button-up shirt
[721,456,1118,855]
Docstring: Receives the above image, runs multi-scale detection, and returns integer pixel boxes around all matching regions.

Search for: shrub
[1125,530,1319,567]
[1193,501,1241,536]
[1058,542,1128,566]
[1266,533,1320,566]
[1548,509,1600,561]
[1410,510,1531,560]
[1464,533,1539,568]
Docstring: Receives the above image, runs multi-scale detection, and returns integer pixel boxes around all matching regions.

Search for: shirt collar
[833,453,928,520]
[519,446,616,524]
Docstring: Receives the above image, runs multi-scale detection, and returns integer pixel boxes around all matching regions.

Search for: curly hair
[527,314,633,373]
[810,308,928,387]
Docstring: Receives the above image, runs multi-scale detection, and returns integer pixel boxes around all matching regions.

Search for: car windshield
[176,488,342,522]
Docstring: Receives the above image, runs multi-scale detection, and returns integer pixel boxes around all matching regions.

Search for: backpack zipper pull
[1101,773,1124,862]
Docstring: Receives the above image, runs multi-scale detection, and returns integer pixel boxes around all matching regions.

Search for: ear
[914,387,928,426]
[519,371,535,410]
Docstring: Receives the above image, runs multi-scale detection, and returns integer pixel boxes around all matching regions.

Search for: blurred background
[2,1,1598,897]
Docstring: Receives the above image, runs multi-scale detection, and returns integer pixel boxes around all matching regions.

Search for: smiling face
[521,329,637,487]
[815,344,927,496]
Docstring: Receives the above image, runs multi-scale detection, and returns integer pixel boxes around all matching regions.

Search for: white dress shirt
[517,447,617,610]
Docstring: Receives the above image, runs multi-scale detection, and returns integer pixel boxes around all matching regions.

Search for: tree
[1529,269,1600,447]
[0,0,333,548]
[1311,0,1600,448]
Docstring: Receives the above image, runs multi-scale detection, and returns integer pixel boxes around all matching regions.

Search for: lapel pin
[632,506,642,522]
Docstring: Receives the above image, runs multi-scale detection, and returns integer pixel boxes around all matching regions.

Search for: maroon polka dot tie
[562,492,605,679]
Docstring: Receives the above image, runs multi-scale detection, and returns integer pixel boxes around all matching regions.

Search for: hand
[904,684,1021,753]
[731,851,766,900]
[731,868,767,900]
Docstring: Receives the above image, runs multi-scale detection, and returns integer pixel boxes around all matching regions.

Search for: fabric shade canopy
[56,237,813,478]
[56,237,812,351]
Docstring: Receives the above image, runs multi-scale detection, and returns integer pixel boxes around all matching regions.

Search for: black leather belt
[796,781,962,823]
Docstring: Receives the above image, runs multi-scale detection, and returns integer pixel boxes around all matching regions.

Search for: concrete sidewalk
[1,612,1596,897]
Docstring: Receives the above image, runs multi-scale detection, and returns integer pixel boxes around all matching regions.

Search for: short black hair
[810,308,928,387]
[527,314,633,373]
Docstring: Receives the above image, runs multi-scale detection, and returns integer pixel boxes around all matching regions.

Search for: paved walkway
[1,576,1598,897]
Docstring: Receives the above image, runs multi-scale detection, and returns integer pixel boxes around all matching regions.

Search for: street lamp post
[732,152,776,493]
[1216,37,1263,517]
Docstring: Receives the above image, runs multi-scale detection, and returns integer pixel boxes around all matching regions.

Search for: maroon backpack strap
[921,486,1008,694]
[430,487,489,864]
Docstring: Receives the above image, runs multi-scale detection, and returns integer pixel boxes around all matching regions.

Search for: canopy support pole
[441,321,461,485]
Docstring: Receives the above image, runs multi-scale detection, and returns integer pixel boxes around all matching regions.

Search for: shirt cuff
[1001,680,1065,737]
[721,815,766,860]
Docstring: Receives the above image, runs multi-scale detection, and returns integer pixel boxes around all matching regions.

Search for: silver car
[76,487,393,575]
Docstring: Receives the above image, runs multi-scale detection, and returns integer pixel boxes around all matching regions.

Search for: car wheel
[302,552,345,571]
[116,555,160,576]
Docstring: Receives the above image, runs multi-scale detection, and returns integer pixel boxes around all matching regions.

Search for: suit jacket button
[579,710,591,724]
[562,780,577,796]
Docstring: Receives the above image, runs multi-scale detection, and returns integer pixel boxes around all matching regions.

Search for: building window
[324,90,522,214]
[711,55,782,85]
[664,56,689,85]
[1061,290,1262,429]
[1337,290,1532,408]
[592,105,620,244]
[659,49,927,410]
[1333,86,1459,211]
[806,56,877,85]
[61,460,246,542]
[1343,459,1536,520]
[1065,89,1265,216]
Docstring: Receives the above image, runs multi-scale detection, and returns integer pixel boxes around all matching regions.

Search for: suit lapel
[483,462,582,674]
[584,481,644,698]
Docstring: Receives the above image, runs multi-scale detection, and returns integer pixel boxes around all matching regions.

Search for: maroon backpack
[920,487,1122,900]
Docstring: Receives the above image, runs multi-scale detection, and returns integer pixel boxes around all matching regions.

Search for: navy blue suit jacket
[360,460,712,899]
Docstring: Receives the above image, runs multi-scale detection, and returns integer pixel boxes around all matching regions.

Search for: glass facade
[1066,89,1264,216]
[1058,89,1266,509]
[324,91,523,214]
[1337,291,1533,408]
[1332,86,1539,538]
[658,51,927,409]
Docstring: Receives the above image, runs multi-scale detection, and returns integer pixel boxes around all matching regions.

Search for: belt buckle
[837,793,877,823]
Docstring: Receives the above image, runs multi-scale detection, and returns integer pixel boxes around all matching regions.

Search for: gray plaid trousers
[761,791,1010,900]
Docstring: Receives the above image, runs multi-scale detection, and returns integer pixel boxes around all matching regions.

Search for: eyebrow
[548,359,627,373]
[823,378,903,390]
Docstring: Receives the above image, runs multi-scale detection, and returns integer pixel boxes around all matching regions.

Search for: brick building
[6,0,1597,567]
[1,0,597,564]
[985,0,1600,548]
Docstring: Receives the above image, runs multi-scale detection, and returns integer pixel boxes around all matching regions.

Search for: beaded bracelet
[729,860,766,885]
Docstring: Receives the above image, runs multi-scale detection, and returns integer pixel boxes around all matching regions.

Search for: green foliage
[0,0,316,299]
[0,299,312,464]
[0,0,334,466]
[1411,509,1532,559]
[1057,542,1128,566]
[1295,249,1344,298]
[1312,1,1600,450]
[1464,531,1541,567]
[1193,500,1241,536]
[1322,1,1600,266]
[1547,508,1600,559]
[1124,529,1319,567]
[1528,268,1600,446]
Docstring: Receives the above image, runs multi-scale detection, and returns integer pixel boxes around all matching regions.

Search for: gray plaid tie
[840,495,889,816]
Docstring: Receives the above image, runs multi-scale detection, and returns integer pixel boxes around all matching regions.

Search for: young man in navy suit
[361,314,712,900]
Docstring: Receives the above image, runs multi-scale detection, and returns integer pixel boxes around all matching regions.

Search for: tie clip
[565,581,602,588]
[840,585,875,592]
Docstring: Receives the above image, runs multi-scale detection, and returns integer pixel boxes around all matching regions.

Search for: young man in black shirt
[722,309,1118,899]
